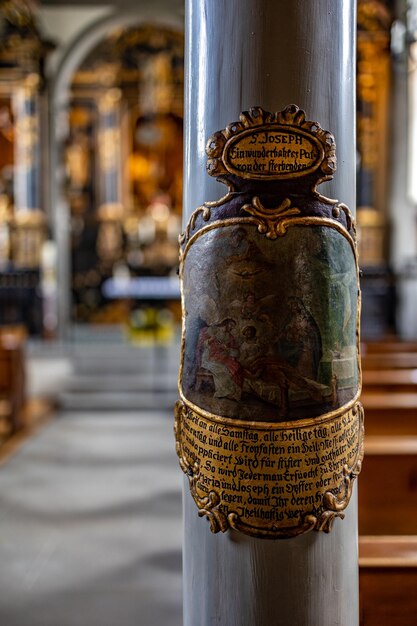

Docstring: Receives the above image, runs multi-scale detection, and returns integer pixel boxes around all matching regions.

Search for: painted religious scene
[180,223,360,422]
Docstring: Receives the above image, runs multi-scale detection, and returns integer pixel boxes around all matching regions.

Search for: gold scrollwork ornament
[177,105,363,540]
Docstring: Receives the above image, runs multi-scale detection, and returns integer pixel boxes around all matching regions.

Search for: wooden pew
[362,369,417,393]
[359,436,417,535]
[359,536,417,626]
[359,434,417,621]
[362,352,417,370]
[359,343,417,622]
[0,326,26,434]
[363,340,417,354]
[361,392,417,436]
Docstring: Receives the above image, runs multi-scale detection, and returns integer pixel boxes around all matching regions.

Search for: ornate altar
[64,24,184,326]
[357,0,396,337]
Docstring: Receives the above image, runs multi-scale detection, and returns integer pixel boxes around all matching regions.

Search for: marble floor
[0,410,183,626]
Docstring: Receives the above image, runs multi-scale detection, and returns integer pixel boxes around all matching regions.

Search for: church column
[14,73,41,214]
[97,87,123,214]
[12,72,45,268]
[180,2,359,626]
[96,87,124,266]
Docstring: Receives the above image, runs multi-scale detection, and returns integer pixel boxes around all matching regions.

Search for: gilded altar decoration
[176,105,364,539]
[357,0,392,266]
[66,24,183,323]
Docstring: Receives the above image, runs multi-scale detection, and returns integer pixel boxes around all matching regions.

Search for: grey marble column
[13,73,41,214]
[97,87,123,213]
[182,2,358,625]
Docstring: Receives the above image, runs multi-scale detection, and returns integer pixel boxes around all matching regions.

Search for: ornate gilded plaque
[176,105,364,539]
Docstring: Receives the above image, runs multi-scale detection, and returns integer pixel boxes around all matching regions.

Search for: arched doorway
[50,8,184,339]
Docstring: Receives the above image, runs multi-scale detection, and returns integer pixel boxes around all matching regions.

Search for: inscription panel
[224,127,324,179]
[175,401,363,538]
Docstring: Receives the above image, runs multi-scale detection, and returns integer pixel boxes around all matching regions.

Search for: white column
[13,73,41,214]
[182,2,358,625]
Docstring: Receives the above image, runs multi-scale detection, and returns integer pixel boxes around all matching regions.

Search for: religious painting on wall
[0,97,14,205]
[0,96,14,265]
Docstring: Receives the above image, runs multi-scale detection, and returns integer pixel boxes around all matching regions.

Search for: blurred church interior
[0,0,417,625]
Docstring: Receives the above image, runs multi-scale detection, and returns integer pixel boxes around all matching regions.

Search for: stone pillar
[182,2,358,625]
[12,72,45,268]
[13,73,41,214]
[97,87,123,215]
[96,87,124,265]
